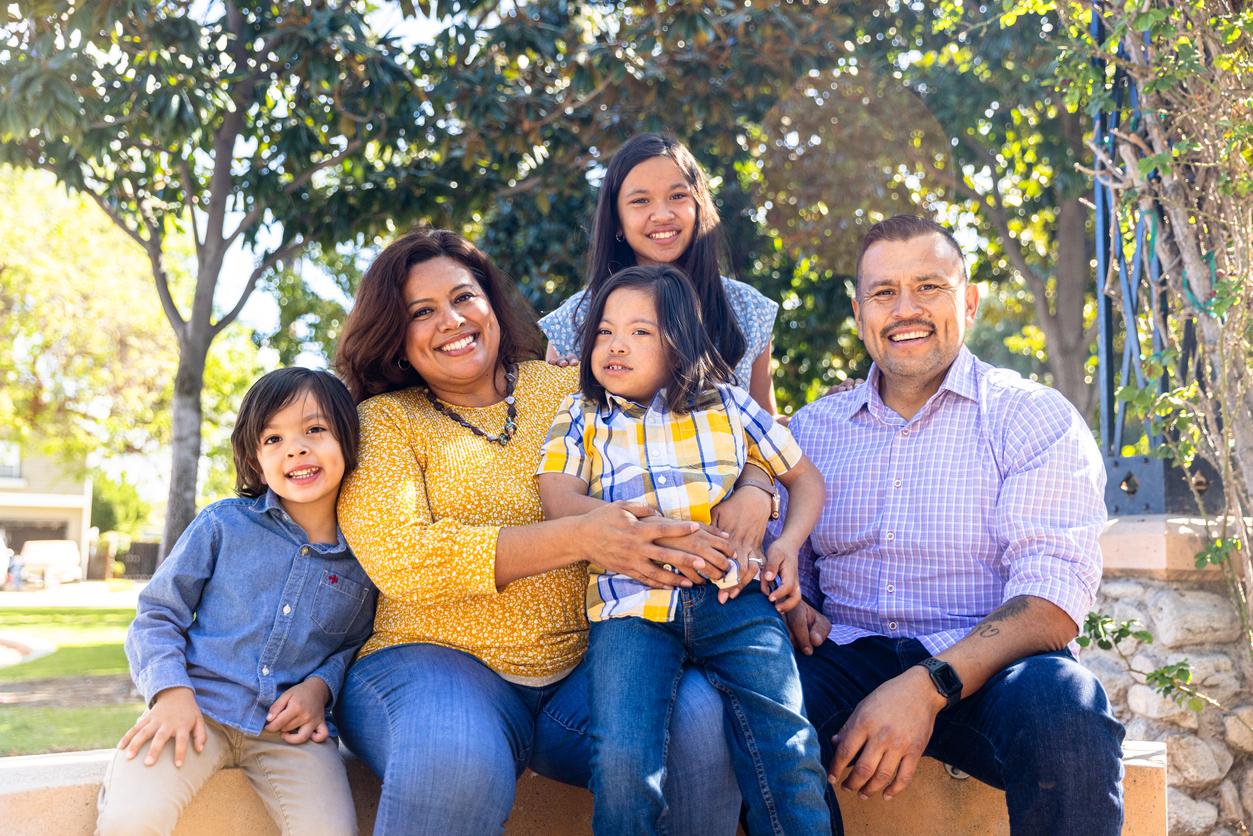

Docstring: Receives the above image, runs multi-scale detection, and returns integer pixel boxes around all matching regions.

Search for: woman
[332,229,773,835]
[540,133,779,414]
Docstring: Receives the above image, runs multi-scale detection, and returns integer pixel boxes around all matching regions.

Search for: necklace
[424,364,519,446]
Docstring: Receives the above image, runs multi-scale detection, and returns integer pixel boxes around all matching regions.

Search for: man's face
[853,233,978,388]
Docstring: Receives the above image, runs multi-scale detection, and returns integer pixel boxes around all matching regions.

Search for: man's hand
[265,677,332,744]
[118,686,206,767]
[828,666,947,801]
[783,600,830,655]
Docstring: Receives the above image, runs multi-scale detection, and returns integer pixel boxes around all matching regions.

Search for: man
[777,215,1124,835]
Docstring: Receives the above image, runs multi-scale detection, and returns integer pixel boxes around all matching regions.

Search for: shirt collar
[603,387,722,419]
[852,345,979,424]
[256,489,348,553]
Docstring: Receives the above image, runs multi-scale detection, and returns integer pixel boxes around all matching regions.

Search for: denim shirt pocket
[311,569,368,635]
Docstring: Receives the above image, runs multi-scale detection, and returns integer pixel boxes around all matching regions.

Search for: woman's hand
[651,521,734,585]
[825,377,864,396]
[575,501,728,589]
[710,482,771,580]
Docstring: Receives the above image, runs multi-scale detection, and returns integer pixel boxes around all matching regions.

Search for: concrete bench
[0,741,1165,835]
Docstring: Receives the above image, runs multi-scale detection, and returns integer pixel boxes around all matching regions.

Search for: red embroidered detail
[329,574,339,584]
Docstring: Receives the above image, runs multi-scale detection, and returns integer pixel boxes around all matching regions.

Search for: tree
[0,165,177,460]
[91,472,152,536]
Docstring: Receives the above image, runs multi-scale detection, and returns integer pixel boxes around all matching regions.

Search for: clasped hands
[117,677,333,768]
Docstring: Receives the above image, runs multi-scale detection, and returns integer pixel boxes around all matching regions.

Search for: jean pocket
[311,569,367,635]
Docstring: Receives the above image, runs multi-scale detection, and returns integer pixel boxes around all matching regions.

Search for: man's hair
[333,228,543,403]
[854,215,967,297]
[577,265,733,414]
[230,367,360,498]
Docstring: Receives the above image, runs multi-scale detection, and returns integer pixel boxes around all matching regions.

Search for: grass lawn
[0,608,134,681]
[0,704,142,757]
[0,607,139,755]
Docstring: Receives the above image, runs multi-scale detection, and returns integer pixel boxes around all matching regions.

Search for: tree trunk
[1043,184,1096,420]
[160,341,208,560]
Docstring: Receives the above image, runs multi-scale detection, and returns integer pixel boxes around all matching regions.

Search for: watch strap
[737,478,780,520]
[916,657,963,710]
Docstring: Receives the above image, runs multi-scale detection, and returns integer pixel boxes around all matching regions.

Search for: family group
[95,134,1127,836]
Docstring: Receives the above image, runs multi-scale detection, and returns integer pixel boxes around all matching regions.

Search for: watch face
[934,664,963,695]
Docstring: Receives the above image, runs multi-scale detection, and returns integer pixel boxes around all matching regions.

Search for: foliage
[0,165,177,460]
[1049,0,1253,684]
[90,473,151,537]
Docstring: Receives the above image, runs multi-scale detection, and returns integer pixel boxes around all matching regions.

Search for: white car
[19,540,83,588]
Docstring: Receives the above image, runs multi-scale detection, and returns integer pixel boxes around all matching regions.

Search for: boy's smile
[256,393,345,527]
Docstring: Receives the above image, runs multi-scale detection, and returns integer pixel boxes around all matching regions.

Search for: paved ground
[0,581,143,610]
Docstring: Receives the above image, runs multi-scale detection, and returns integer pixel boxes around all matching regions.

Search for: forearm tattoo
[972,595,1031,639]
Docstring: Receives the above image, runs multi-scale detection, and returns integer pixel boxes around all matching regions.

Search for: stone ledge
[0,742,1166,835]
[1100,515,1236,580]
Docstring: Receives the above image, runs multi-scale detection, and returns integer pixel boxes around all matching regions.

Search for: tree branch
[210,238,307,338]
[178,158,204,259]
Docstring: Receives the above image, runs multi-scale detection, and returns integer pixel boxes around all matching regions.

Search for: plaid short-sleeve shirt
[538,384,803,622]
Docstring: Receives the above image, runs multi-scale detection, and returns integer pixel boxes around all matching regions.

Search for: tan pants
[95,716,357,836]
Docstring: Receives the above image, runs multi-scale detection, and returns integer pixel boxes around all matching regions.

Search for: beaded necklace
[424,363,518,446]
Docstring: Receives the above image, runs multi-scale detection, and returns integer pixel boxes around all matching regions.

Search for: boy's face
[256,392,345,518]
[591,286,671,405]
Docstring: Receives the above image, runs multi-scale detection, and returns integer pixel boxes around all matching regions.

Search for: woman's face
[402,256,502,403]
[615,155,698,268]
[590,286,671,404]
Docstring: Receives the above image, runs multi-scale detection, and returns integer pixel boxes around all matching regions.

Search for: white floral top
[538,276,779,388]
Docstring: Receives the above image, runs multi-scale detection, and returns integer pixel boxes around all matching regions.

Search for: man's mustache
[880,320,935,340]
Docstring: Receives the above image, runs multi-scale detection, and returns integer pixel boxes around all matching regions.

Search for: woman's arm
[748,339,778,416]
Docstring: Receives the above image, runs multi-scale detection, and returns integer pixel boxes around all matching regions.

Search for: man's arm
[828,594,1076,800]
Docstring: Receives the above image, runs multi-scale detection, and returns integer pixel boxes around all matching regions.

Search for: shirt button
[889,621,898,630]
[887,584,895,593]
[283,605,291,615]
[887,531,895,541]
[902,428,910,436]
[658,475,667,485]
[262,667,270,676]
[893,479,902,488]
[301,546,309,555]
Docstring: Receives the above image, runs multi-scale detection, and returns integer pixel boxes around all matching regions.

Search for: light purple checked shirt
[775,346,1106,655]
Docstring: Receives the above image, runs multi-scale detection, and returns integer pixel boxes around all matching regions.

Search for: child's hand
[547,353,579,367]
[762,541,802,613]
[265,676,332,744]
[716,552,760,604]
[118,686,206,768]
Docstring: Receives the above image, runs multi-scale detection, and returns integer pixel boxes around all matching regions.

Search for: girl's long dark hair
[578,266,733,414]
[334,229,543,403]
[584,133,747,377]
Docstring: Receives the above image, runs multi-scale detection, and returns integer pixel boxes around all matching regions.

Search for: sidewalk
[0,582,143,610]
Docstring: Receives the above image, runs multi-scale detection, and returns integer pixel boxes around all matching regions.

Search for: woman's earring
[396,356,411,371]
[615,231,624,243]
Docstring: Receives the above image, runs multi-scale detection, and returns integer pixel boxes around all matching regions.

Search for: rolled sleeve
[996,390,1106,631]
[727,386,803,476]
[537,394,593,482]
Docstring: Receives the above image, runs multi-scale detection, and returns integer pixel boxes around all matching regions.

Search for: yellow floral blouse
[337,361,588,681]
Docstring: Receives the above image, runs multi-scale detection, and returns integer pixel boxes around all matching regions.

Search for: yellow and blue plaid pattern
[538,384,803,622]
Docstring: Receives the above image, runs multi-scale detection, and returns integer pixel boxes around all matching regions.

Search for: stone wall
[1080,575,1252,836]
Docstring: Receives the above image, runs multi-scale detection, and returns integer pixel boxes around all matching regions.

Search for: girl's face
[255,391,346,516]
[591,286,672,404]
[615,156,698,268]
[402,256,502,404]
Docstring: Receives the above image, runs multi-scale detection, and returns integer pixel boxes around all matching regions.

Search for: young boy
[96,368,376,836]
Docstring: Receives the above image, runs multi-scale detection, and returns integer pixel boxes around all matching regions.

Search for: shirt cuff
[136,662,196,708]
[1002,561,1097,634]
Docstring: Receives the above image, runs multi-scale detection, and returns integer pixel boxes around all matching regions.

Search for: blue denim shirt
[125,490,377,736]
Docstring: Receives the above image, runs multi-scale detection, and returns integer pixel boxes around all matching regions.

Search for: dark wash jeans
[797,636,1126,836]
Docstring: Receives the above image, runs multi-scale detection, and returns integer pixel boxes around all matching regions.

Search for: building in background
[0,444,93,578]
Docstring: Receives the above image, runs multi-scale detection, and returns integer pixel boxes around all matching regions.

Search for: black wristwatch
[916,658,963,710]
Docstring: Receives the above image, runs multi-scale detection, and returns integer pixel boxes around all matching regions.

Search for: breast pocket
[311,569,368,635]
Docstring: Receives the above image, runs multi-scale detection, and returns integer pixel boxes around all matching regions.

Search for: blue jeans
[797,636,1125,836]
[333,642,741,836]
[587,586,829,836]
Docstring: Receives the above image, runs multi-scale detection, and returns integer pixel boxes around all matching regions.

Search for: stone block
[1218,778,1243,824]
[1165,734,1233,789]
[1224,707,1253,753]
[1103,580,1148,600]
[1100,516,1217,579]
[1128,684,1199,730]
[1084,653,1133,705]
[1149,590,1241,648]
[1167,787,1219,836]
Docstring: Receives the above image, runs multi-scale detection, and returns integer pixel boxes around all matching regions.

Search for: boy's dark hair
[854,214,968,298]
[584,133,746,374]
[578,266,733,415]
[230,368,361,498]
